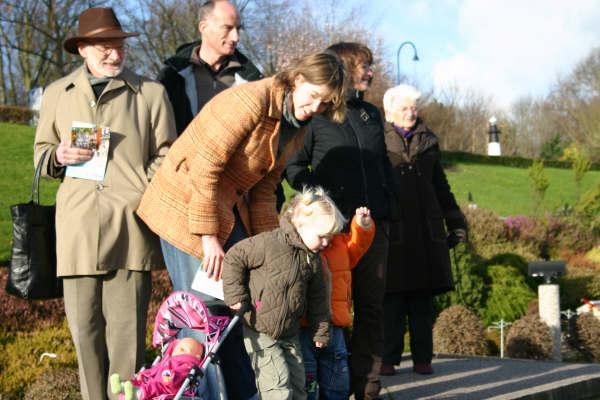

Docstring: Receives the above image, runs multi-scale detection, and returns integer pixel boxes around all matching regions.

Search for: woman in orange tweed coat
[137,51,346,400]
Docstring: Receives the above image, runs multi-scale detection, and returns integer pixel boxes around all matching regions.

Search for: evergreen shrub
[0,322,77,397]
[482,263,536,325]
[573,312,600,362]
[0,268,65,333]
[0,105,33,124]
[434,244,486,317]
[560,268,600,310]
[433,305,488,356]
[505,314,553,360]
[24,368,80,399]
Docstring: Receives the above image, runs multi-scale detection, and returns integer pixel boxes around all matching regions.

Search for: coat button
[90,100,96,108]
[236,189,243,196]
[96,183,104,191]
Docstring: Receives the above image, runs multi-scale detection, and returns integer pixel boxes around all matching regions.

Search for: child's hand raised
[355,207,373,229]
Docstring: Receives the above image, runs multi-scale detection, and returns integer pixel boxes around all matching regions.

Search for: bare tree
[420,85,494,154]
[0,0,103,104]
[115,0,251,78]
[239,0,393,106]
[548,47,600,161]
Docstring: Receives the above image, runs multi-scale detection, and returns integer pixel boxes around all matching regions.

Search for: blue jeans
[299,327,350,400]
[160,211,257,400]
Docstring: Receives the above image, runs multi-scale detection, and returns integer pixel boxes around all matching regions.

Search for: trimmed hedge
[0,105,34,124]
[442,151,600,171]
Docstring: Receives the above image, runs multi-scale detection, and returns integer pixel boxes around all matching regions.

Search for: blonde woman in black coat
[380,84,467,376]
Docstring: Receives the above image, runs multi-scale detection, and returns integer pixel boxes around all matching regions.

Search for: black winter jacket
[385,120,466,294]
[157,41,263,135]
[285,95,393,220]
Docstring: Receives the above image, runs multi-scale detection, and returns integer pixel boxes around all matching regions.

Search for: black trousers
[382,293,434,365]
[349,221,389,400]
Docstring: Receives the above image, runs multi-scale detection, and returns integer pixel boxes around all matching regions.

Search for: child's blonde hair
[284,186,346,235]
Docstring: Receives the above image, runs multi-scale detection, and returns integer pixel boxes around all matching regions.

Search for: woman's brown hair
[275,52,347,123]
[326,42,373,87]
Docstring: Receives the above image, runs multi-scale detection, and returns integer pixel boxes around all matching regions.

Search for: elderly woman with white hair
[379,84,467,376]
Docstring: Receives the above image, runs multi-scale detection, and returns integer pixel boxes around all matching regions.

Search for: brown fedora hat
[64,7,139,54]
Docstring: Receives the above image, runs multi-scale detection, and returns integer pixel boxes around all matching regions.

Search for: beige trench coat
[34,66,176,277]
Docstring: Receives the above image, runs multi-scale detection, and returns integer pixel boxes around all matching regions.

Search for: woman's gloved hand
[447,228,467,249]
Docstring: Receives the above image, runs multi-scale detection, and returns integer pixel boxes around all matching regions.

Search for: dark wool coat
[285,95,394,220]
[222,217,330,345]
[385,120,466,294]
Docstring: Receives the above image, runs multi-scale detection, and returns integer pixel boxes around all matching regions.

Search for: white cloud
[432,0,600,109]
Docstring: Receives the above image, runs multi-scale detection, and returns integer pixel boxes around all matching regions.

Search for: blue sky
[354,0,600,109]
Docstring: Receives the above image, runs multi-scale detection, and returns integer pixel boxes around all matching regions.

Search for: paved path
[379,355,600,399]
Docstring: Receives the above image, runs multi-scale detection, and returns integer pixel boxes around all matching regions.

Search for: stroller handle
[173,310,247,400]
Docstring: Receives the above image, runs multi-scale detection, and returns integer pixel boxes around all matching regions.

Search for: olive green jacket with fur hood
[222,217,330,345]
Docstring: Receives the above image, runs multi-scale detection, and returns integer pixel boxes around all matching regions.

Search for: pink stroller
[112,291,242,400]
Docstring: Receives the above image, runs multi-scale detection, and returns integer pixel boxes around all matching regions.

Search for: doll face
[172,338,205,359]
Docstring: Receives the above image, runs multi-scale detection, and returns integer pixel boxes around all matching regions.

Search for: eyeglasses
[92,43,128,56]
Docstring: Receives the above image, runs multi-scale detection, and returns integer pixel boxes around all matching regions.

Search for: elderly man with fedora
[33,7,176,399]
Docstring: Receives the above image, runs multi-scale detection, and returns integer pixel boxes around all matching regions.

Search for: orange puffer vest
[321,217,375,327]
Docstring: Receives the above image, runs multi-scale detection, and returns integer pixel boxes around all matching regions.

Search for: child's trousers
[299,327,350,400]
[243,326,306,400]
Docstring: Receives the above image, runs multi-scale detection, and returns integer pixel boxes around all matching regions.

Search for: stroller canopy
[153,291,230,348]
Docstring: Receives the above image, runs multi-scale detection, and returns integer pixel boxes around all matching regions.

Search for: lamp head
[528,261,565,284]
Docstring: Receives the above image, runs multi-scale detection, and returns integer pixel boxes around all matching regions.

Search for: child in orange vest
[299,206,375,400]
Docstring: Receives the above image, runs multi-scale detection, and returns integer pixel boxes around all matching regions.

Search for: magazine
[191,268,225,300]
[65,121,110,181]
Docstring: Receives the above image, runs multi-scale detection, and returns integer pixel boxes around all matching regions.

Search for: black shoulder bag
[6,150,62,299]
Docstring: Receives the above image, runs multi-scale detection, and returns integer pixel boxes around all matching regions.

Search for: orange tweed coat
[137,77,307,258]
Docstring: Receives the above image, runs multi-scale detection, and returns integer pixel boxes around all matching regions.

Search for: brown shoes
[379,363,396,376]
[413,362,433,375]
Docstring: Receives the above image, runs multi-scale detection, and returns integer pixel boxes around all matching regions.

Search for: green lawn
[445,163,599,216]
[0,123,60,261]
[0,122,598,262]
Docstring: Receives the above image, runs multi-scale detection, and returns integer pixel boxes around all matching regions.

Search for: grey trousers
[243,327,306,400]
[63,269,151,400]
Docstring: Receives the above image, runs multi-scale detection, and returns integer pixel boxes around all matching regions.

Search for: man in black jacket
[158,0,263,135]
[285,42,394,400]
[157,2,263,399]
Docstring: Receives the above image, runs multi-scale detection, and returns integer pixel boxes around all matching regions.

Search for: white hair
[383,84,422,123]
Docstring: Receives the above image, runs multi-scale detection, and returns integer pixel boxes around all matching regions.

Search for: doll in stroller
[110,291,236,400]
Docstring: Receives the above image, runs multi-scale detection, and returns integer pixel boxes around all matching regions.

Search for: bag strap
[30,149,49,204]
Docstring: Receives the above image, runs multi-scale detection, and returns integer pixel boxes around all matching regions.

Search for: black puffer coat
[385,120,466,294]
[222,217,330,345]
[285,95,393,220]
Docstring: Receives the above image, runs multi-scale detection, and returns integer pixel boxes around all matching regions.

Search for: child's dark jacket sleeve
[222,235,265,308]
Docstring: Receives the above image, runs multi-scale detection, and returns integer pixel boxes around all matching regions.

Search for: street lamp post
[396,41,419,84]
